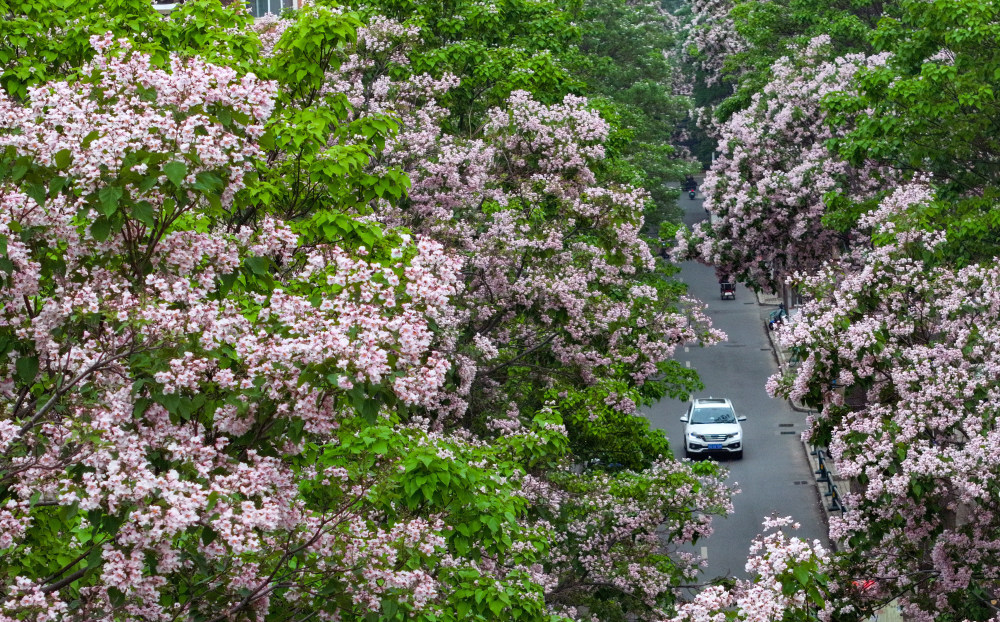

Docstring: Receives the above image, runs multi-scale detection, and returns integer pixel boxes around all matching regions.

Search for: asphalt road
[643,191,828,582]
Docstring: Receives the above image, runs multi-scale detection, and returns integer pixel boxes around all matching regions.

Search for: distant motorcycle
[688,189,696,199]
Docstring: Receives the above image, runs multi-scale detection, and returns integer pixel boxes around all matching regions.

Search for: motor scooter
[688,189,696,199]
[768,303,788,330]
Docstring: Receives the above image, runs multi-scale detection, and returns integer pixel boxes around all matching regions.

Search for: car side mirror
[680,416,689,423]
[737,416,747,422]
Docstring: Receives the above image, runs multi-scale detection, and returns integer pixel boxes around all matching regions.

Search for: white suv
[680,398,746,459]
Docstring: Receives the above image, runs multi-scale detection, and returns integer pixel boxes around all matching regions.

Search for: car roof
[692,398,733,407]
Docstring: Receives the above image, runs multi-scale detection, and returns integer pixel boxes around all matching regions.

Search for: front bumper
[687,440,742,454]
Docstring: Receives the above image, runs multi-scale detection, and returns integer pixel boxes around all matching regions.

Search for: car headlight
[727,433,739,439]
[689,433,704,440]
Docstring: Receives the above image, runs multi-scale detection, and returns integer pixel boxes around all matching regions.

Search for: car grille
[703,434,730,442]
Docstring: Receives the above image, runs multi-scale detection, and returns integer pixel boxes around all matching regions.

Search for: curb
[754,290,812,413]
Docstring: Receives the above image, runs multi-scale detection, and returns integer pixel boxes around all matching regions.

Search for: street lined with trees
[3,0,1000,620]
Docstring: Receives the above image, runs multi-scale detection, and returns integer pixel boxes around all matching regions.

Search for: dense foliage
[566,0,698,227]
[0,1,757,621]
[677,0,1000,619]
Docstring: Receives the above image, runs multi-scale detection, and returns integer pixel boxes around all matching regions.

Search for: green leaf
[54,149,72,169]
[85,542,104,569]
[15,355,38,384]
[25,183,46,206]
[108,586,126,607]
[131,202,156,227]
[159,392,181,413]
[50,176,67,196]
[91,217,112,242]
[98,186,123,217]
[807,584,825,607]
[245,256,270,276]
[793,565,811,587]
[346,386,380,423]
[489,598,504,616]
[80,130,100,150]
[163,161,188,187]
[217,271,237,297]
[259,130,275,150]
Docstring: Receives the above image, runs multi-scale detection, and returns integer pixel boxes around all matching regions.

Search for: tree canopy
[676,0,1000,619]
[0,1,755,621]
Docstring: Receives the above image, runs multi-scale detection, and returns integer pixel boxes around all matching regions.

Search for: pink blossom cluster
[674,36,893,289]
[767,185,1000,618]
[249,13,291,58]
[485,90,610,190]
[0,34,275,199]
[667,517,830,622]
[531,460,735,619]
[678,0,746,86]
[0,30,471,620]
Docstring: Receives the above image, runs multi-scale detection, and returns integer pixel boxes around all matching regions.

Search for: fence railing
[811,446,846,513]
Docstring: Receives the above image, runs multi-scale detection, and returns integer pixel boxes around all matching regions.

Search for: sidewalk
[754,289,809,412]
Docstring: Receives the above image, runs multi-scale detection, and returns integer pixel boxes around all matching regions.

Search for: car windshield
[690,406,736,424]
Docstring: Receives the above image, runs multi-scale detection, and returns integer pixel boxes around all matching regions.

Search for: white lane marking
[684,346,690,353]
[685,361,691,368]
[700,546,708,559]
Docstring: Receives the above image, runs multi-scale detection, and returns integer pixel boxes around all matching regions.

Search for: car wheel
[734,450,744,460]
[685,449,693,460]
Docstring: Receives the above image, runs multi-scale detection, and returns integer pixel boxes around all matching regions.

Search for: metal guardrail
[810,446,846,513]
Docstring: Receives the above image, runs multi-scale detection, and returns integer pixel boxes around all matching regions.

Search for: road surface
[643,190,829,582]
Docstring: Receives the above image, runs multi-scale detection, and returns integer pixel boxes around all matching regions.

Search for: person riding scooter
[683,175,697,199]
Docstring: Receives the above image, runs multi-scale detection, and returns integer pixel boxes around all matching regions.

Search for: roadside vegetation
[7,0,995,619]
[675,0,1000,619]
[0,1,730,621]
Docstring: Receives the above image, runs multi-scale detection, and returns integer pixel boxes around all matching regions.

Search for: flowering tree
[315,16,738,619]
[766,183,1000,620]
[326,19,723,427]
[825,0,1000,266]
[0,27,536,619]
[0,0,268,100]
[673,36,892,290]
[567,0,699,221]
[347,0,583,136]
[538,460,735,621]
[0,2,740,621]
[667,1,1000,620]
[668,517,832,622]
[744,3,1000,618]
[679,0,745,88]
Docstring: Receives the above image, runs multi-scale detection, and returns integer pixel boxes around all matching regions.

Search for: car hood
[687,423,742,435]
